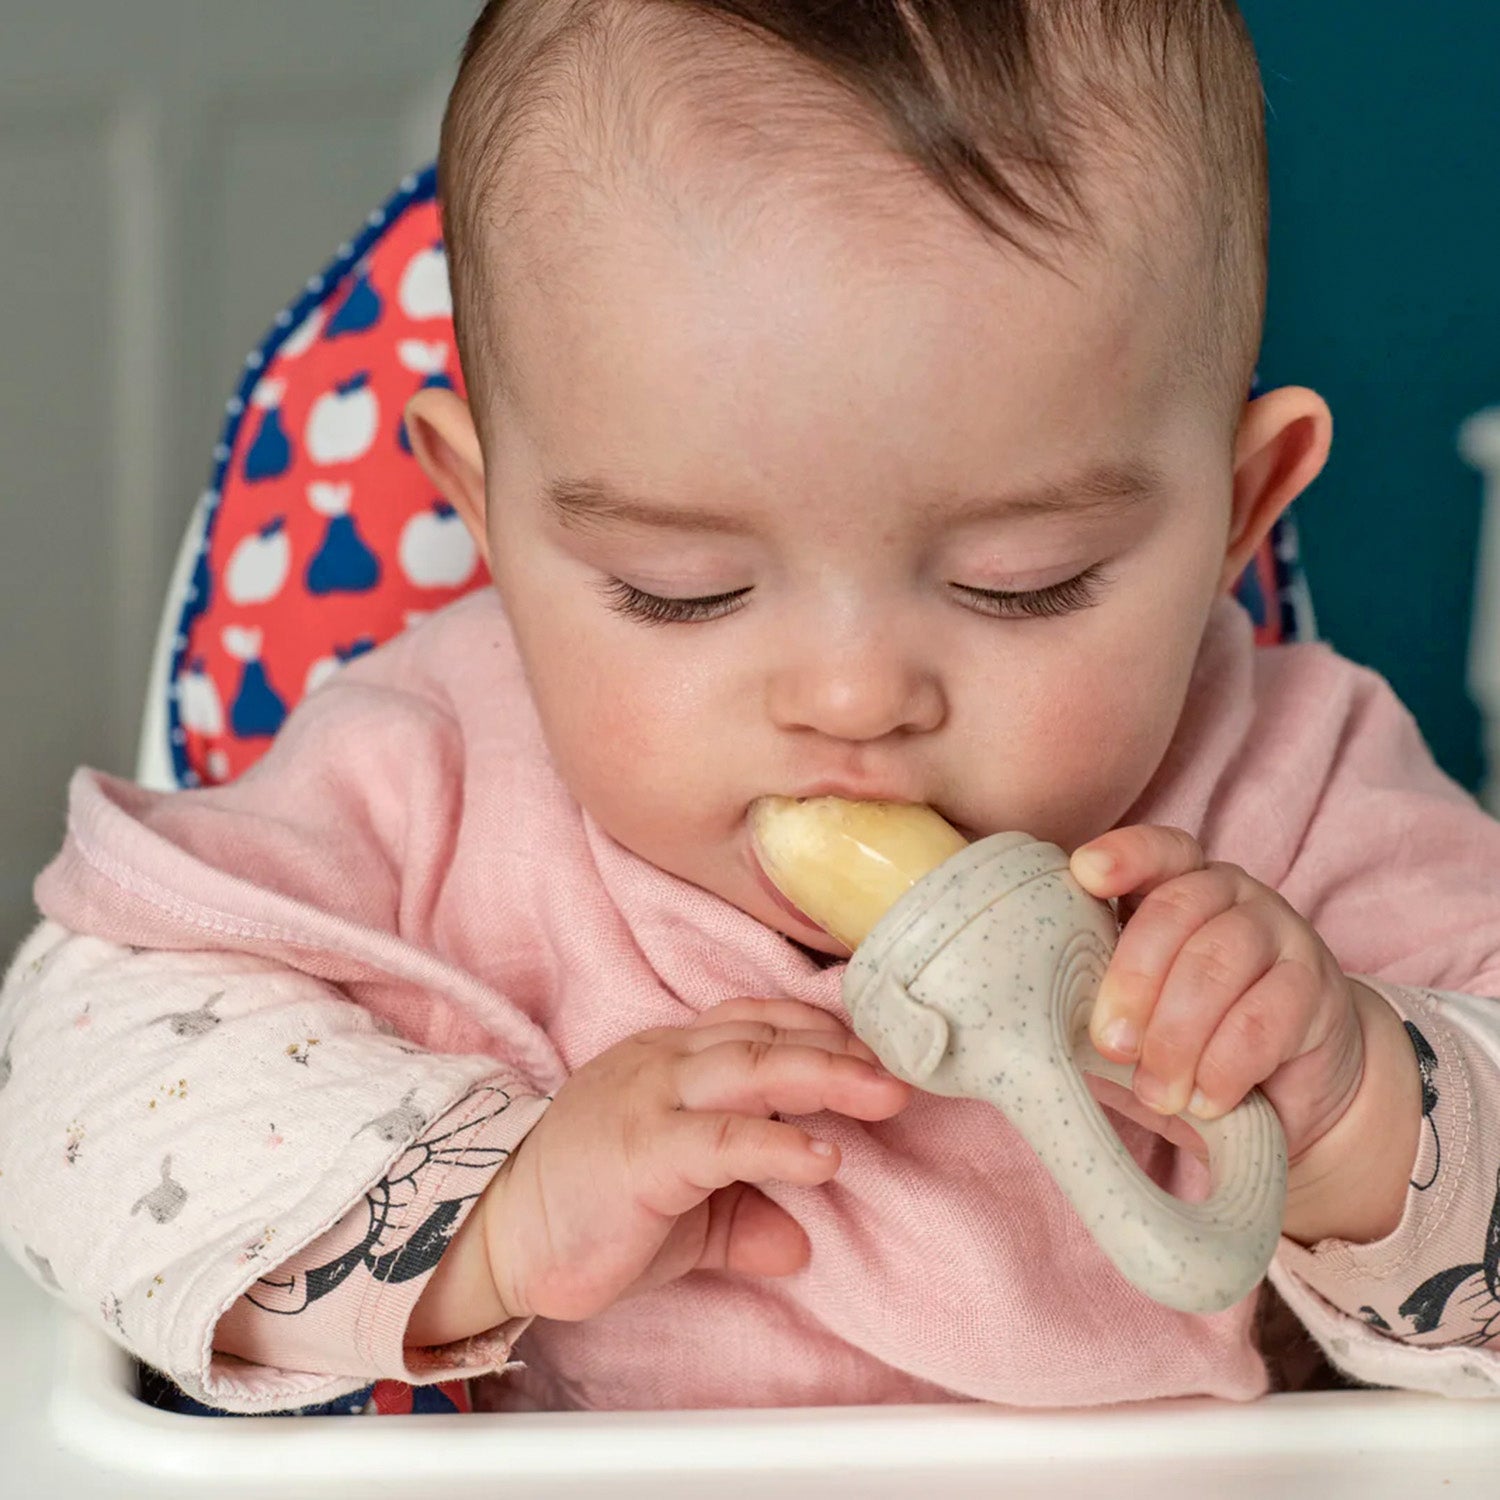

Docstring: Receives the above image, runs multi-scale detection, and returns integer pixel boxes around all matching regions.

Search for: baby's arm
[1277,979,1424,1248]
[0,920,547,1415]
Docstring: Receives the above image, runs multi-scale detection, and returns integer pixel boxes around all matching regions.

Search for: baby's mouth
[746,795,976,953]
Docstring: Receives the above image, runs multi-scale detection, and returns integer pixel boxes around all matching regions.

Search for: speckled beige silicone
[842,832,1288,1316]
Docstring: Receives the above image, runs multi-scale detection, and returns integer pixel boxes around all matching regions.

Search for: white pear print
[304,637,376,698]
[398,243,452,321]
[308,481,353,518]
[177,660,225,737]
[305,655,339,698]
[397,339,449,379]
[222,624,264,665]
[226,517,291,605]
[399,500,479,589]
[307,373,379,465]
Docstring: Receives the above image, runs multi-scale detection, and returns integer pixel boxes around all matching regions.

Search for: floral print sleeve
[0,921,549,1416]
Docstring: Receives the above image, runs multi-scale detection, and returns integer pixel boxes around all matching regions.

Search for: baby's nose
[766,647,945,742]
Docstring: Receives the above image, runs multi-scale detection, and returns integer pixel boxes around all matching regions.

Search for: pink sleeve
[215,1084,538,1385]
[1274,661,1500,998]
[32,665,561,1083]
[1274,981,1500,1356]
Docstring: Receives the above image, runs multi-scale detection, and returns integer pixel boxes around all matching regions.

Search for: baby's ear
[404,388,490,560]
[1220,387,1333,594]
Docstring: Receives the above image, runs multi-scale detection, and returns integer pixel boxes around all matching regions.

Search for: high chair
[5,166,1498,1497]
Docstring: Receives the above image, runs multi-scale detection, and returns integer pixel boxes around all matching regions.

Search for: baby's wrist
[1280,980,1423,1247]
[405,1154,522,1347]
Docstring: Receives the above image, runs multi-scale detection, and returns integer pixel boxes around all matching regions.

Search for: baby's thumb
[698,1183,811,1279]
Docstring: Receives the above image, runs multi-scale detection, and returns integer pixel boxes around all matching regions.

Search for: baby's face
[455,163,1249,957]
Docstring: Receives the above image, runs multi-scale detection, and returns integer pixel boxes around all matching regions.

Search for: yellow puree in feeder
[748,797,969,951]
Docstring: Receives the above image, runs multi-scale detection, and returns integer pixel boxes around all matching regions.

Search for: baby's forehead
[449,3,1231,422]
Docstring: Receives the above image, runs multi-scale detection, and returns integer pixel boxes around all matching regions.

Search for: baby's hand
[481,997,911,1324]
[1070,825,1365,1166]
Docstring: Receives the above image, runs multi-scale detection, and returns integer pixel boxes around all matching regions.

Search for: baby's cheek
[541,656,712,836]
[551,672,658,786]
[1004,661,1181,847]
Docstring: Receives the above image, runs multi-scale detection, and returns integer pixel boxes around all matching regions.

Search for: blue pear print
[327,263,383,338]
[305,482,381,595]
[230,658,287,738]
[244,378,293,482]
[224,626,287,739]
[338,635,378,665]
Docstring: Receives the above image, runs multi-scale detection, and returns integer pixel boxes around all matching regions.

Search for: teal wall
[1241,3,1500,791]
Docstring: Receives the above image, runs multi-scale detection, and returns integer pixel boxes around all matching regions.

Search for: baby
[4,0,1500,1417]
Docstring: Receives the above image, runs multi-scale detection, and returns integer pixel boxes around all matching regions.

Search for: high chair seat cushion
[161,165,1311,792]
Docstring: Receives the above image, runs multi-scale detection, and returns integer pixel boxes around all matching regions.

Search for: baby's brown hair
[439,0,1268,427]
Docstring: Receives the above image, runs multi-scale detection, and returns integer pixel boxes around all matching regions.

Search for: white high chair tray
[3,1258,1496,1499]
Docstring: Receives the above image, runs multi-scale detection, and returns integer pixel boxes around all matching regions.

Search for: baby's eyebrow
[931,462,1162,523]
[542,462,1159,535]
[543,479,759,536]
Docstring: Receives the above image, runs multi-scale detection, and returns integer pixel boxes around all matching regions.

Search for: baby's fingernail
[1100,1019,1139,1058]
[1074,850,1115,883]
[1188,1090,1217,1120]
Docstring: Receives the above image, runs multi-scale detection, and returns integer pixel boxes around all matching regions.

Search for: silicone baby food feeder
[751,797,1288,1316]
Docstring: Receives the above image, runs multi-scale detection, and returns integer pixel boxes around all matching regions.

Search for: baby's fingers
[693,997,850,1039]
[675,1038,911,1121]
[1071,825,1207,901]
[1088,863,1248,1058]
[1190,959,1322,1121]
[1127,899,1282,1115]
[685,1009,884,1070]
[643,1112,845,1218]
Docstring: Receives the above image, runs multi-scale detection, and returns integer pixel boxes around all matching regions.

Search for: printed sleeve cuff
[1274,980,1500,1354]
[354,1087,551,1383]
